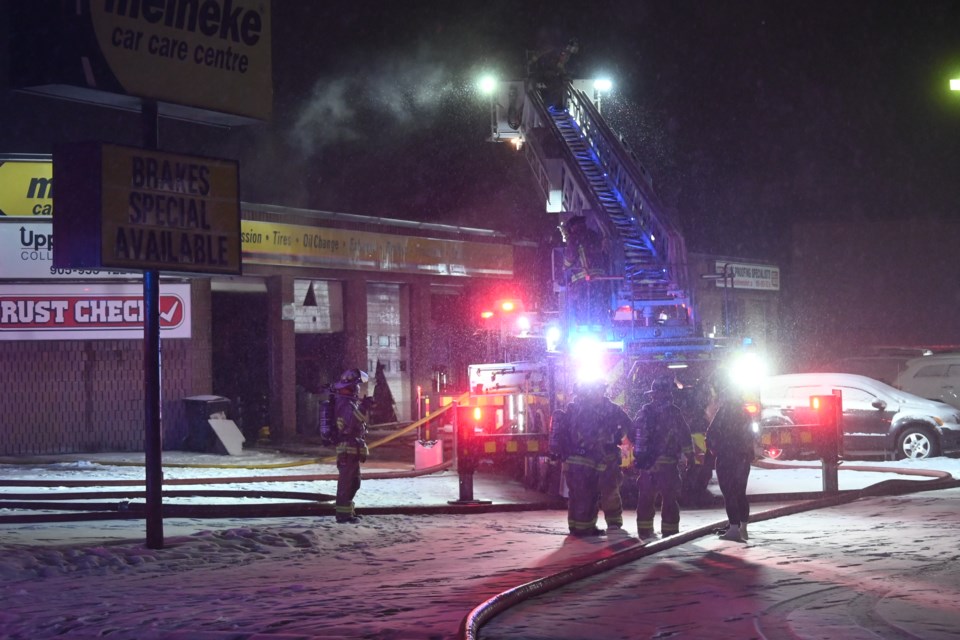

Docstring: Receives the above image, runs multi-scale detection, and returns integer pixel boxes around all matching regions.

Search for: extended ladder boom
[487,79,695,334]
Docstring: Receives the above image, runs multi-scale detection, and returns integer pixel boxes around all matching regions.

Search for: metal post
[447,401,491,505]
[721,263,731,337]
[451,401,459,473]
[457,467,476,503]
[142,100,164,549]
[823,392,842,493]
[822,458,839,493]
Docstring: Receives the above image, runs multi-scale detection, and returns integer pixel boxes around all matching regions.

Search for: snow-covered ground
[1,450,958,639]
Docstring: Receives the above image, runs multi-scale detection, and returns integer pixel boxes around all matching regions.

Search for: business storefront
[688,253,781,349]
[0,197,518,455]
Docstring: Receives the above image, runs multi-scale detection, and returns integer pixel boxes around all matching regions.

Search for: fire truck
[441,72,748,501]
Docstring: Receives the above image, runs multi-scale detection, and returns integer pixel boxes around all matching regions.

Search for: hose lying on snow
[458,463,959,640]
[0,459,454,488]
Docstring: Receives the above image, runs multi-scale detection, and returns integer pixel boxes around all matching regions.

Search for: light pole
[700,263,735,337]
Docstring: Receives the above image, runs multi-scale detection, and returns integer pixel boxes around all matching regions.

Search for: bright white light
[478,75,497,95]
[545,324,562,351]
[728,351,769,391]
[571,334,604,383]
[516,314,531,334]
[951,78,960,91]
[594,78,613,92]
[517,394,525,432]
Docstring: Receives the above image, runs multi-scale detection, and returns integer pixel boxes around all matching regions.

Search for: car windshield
[851,378,951,409]
[763,375,953,410]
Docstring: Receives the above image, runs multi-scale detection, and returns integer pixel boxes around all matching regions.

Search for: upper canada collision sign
[53,142,242,275]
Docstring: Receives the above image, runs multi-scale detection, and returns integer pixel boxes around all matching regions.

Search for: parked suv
[894,353,960,410]
[759,373,960,460]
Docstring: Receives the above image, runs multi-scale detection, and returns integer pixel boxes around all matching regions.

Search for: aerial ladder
[484,76,723,367]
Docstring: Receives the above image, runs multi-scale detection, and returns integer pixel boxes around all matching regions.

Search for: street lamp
[478,74,497,96]
[593,77,613,114]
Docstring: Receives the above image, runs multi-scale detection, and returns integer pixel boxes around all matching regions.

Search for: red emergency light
[809,394,841,428]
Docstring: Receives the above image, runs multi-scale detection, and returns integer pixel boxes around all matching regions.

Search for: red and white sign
[0,283,191,340]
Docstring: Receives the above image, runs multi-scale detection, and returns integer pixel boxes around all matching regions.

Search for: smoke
[290,78,362,152]
[289,48,464,158]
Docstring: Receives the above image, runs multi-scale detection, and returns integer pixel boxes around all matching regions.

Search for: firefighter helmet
[334,368,369,391]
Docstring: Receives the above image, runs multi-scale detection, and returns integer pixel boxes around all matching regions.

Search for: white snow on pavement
[1,452,959,639]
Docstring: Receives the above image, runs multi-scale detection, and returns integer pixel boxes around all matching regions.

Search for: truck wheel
[762,446,784,460]
[896,427,939,460]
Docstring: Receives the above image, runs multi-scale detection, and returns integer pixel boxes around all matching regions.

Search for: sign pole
[142,99,164,549]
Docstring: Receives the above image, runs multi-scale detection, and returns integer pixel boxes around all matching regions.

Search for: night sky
[3,1,960,261]
[258,0,960,261]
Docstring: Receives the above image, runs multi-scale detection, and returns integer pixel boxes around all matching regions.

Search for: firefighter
[594,384,634,531]
[332,368,370,524]
[560,380,632,536]
[553,389,601,537]
[681,381,719,506]
[561,216,608,326]
[547,402,573,498]
[706,375,756,542]
[633,376,695,540]
[528,37,580,110]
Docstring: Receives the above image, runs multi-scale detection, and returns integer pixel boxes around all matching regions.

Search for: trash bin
[183,395,232,452]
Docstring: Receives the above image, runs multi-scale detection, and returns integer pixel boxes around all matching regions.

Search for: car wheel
[896,426,940,460]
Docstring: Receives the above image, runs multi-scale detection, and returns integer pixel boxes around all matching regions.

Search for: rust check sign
[53,142,242,275]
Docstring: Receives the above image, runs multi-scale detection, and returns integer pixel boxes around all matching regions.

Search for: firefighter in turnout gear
[332,368,370,524]
[706,374,756,542]
[595,385,634,530]
[681,381,719,506]
[633,376,695,540]
[559,379,633,536]
[547,401,575,497]
[561,216,608,326]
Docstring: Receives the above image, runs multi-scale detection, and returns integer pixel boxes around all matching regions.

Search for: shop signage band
[241,220,514,278]
[713,262,780,291]
[53,143,242,275]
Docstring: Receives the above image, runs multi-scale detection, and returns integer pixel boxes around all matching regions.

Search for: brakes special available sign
[53,142,242,275]
[0,283,191,341]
